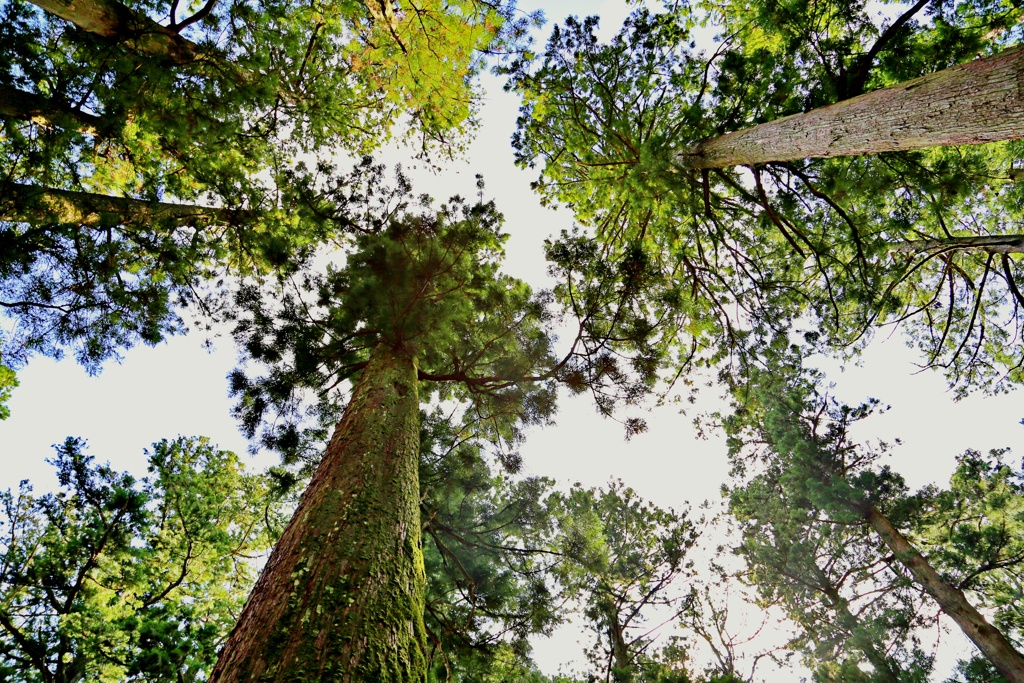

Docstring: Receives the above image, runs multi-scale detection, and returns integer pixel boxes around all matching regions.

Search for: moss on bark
[210,342,427,682]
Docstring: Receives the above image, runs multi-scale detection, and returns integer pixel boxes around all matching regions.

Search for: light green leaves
[0,436,284,682]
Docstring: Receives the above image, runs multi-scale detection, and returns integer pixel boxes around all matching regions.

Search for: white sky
[1,0,1018,679]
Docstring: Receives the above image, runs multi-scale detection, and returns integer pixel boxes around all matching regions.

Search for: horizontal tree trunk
[862,504,1024,683]
[676,47,1024,169]
[29,0,202,65]
[0,85,105,136]
[891,235,1024,255]
[209,342,428,682]
[0,183,241,227]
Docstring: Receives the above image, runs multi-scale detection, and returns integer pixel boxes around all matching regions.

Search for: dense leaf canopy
[508,1,1024,395]
[0,437,285,682]
[0,0,538,373]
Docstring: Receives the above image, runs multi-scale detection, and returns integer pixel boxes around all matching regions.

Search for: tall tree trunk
[209,342,428,683]
[29,0,201,65]
[0,85,105,136]
[0,183,242,227]
[861,504,1024,683]
[890,235,1024,255]
[676,46,1024,169]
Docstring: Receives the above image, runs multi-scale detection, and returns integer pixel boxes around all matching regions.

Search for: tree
[552,481,698,683]
[0,0,536,377]
[507,3,1024,395]
[723,347,1024,682]
[417,408,564,681]
[673,45,1024,168]
[727,435,934,682]
[208,168,614,681]
[918,449,1024,683]
[0,436,283,682]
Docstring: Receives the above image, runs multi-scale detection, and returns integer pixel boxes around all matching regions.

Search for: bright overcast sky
[1,0,1019,678]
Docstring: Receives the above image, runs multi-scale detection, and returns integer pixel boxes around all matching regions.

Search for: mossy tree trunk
[209,342,427,682]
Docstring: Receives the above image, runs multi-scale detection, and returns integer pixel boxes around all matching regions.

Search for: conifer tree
[552,481,698,683]
[508,2,1024,394]
[724,346,1024,682]
[210,167,647,681]
[0,437,283,682]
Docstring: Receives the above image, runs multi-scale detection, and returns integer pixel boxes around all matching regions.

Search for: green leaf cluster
[551,481,698,683]
[419,409,563,680]
[508,1,1024,397]
[0,0,529,373]
[0,436,286,682]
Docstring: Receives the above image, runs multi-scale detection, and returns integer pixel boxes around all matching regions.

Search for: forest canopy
[1,0,1023,681]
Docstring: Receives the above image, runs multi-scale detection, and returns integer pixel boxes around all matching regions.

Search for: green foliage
[0,362,17,419]
[551,481,698,683]
[507,2,1024,397]
[918,449,1024,643]
[0,436,284,682]
[947,655,1011,683]
[228,164,562,464]
[722,349,936,680]
[723,343,1024,680]
[0,0,536,371]
[419,408,563,679]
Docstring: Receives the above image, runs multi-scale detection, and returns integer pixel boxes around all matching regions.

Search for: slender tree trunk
[209,342,428,683]
[676,46,1024,170]
[606,605,632,683]
[0,85,104,136]
[0,183,241,227]
[814,568,901,683]
[29,0,201,65]
[861,504,1024,683]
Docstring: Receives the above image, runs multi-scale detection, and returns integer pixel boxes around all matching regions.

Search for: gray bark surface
[0,183,238,227]
[891,235,1024,255]
[30,0,201,65]
[676,47,1024,169]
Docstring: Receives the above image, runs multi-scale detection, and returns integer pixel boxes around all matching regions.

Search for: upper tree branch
[30,0,204,65]
[0,85,105,136]
[847,0,932,98]
[891,235,1024,256]
[1,182,252,228]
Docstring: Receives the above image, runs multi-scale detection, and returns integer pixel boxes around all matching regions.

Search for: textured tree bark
[0,183,241,227]
[605,603,631,683]
[862,504,1024,683]
[0,85,104,136]
[890,235,1024,255]
[29,0,201,65]
[209,342,427,683]
[676,47,1024,169]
